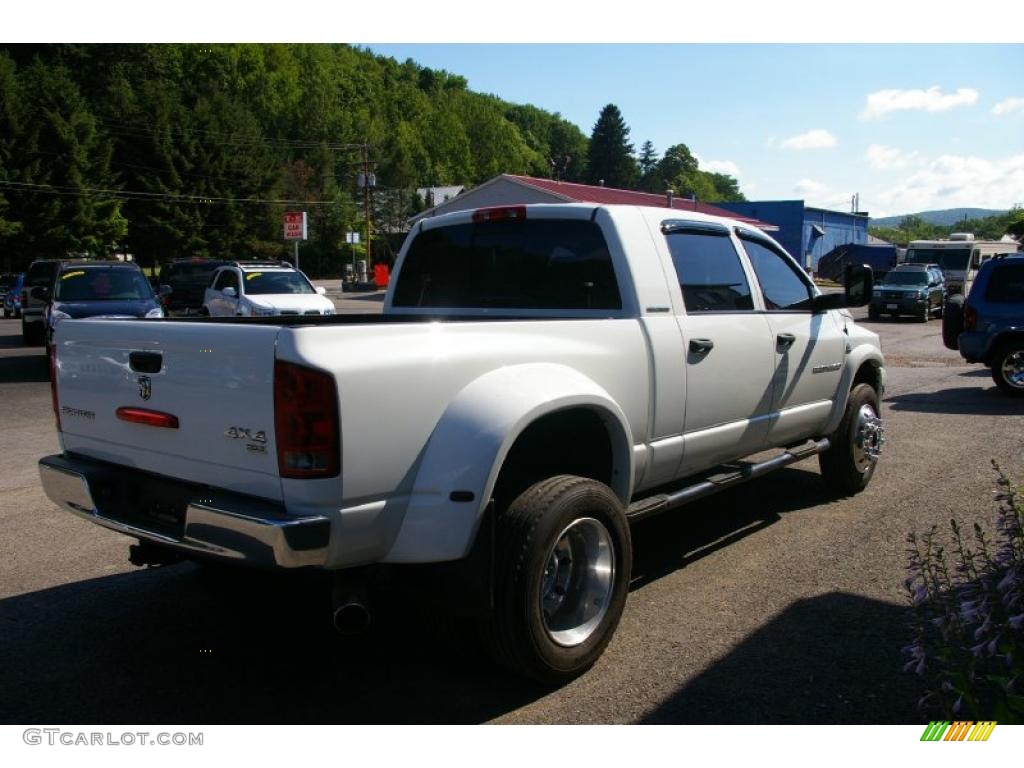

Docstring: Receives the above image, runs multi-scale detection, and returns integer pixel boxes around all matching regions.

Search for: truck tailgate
[55,319,284,501]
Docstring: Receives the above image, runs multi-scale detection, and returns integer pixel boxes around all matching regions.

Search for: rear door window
[393,219,621,310]
[985,264,1024,303]
[663,225,754,312]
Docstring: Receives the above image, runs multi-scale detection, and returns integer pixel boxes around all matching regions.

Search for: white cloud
[864,144,920,170]
[860,86,979,120]
[702,159,741,177]
[993,97,1024,115]
[873,152,1024,216]
[792,178,855,210]
[780,129,837,150]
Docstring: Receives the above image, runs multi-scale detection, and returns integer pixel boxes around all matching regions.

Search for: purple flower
[974,619,993,640]
[987,636,1000,655]
[953,694,963,714]
[971,640,988,657]
[916,657,926,676]
[997,570,1017,593]
[1009,614,1024,630]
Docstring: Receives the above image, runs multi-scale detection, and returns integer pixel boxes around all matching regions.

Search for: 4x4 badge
[137,376,152,401]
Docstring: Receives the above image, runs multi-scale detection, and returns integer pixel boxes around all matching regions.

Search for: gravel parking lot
[1,304,1021,724]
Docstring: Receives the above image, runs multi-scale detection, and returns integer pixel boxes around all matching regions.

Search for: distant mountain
[871,208,1007,228]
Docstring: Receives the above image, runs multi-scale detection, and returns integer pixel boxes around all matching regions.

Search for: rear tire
[480,475,631,684]
[21,319,43,347]
[942,295,964,350]
[819,383,883,496]
[991,341,1024,397]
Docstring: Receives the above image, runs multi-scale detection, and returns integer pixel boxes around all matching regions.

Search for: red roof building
[410,174,777,231]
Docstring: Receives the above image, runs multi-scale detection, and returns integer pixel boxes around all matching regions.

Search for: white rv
[904,233,1019,298]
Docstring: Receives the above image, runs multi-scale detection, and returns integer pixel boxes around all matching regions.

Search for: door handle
[689,338,715,354]
[776,333,796,351]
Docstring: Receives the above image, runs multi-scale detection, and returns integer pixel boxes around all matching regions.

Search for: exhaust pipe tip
[332,601,371,635]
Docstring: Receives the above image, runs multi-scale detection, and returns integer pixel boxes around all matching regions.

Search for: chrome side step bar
[625,439,830,522]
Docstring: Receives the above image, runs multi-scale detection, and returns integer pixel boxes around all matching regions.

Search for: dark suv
[158,259,230,315]
[21,259,71,346]
[944,255,1024,396]
[868,263,945,322]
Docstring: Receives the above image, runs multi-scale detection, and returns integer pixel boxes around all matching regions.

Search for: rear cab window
[392,218,621,311]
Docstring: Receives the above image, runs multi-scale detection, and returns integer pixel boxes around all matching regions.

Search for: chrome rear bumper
[39,454,329,569]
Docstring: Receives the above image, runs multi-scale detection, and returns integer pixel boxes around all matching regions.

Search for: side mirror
[811,264,873,312]
[30,285,51,302]
[222,287,237,298]
[315,286,327,295]
[843,263,873,307]
[159,284,173,297]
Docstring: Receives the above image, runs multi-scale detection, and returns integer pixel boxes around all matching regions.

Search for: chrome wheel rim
[852,403,884,471]
[541,517,615,647]
[1000,350,1024,390]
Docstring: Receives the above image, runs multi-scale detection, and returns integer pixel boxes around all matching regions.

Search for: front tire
[481,475,631,683]
[991,342,1024,397]
[819,383,883,496]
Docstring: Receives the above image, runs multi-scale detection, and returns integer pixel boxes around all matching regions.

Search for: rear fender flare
[383,363,633,563]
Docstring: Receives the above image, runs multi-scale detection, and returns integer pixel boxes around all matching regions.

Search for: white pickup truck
[39,203,885,682]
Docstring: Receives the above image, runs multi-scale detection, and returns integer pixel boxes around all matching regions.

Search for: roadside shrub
[903,460,1024,723]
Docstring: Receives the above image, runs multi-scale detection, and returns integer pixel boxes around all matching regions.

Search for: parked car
[3,273,23,318]
[868,263,945,321]
[21,259,71,345]
[943,254,1024,396]
[157,259,230,315]
[39,204,883,683]
[45,261,164,348]
[202,261,334,316]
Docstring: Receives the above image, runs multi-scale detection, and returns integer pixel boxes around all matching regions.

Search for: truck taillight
[472,205,526,223]
[963,305,978,332]
[274,360,340,479]
[49,344,60,431]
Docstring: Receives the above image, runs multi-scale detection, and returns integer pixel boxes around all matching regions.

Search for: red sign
[283,211,307,240]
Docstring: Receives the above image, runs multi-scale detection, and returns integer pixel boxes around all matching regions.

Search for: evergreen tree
[637,140,658,176]
[8,61,126,261]
[586,104,637,189]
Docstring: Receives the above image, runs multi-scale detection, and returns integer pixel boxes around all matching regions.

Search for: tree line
[0,44,744,275]
[870,210,1024,247]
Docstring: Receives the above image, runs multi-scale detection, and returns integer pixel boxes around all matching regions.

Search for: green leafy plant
[904,461,1024,723]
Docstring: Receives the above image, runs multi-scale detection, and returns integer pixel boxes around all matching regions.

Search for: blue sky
[366,44,1024,218]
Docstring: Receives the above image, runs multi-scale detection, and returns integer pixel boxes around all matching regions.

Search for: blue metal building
[713,200,870,271]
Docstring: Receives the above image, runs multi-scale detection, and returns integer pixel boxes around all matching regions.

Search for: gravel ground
[0,307,1020,724]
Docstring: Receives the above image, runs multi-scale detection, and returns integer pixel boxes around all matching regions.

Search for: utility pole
[359,144,375,271]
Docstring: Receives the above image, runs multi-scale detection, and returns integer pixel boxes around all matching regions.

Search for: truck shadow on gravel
[629,467,832,590]
[0,564,541,724]
[0,467,883,724]
[0,352,49,383]
[638,591,919,724]
[886,386,1022,415]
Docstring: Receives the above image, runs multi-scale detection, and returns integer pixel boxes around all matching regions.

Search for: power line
[0,180,340,206]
